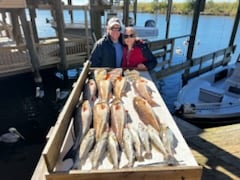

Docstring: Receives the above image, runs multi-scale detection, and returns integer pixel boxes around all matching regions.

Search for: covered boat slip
[32,61,202,180]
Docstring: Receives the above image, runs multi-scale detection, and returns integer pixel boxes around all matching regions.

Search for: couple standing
[89,17,157,71]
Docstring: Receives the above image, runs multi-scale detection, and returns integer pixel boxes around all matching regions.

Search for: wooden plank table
[32,63,202,179]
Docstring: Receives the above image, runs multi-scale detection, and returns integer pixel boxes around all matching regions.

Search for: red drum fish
[80,100,93,137]
[97,74,112,103]
[133,78,159,106]
[93,102,110,141]
[112,76,129,101]
[83,79,97,104]
[133,96,161,132]
[110,101,126,148]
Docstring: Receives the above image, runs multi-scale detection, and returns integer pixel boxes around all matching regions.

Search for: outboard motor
[144,19,156,27]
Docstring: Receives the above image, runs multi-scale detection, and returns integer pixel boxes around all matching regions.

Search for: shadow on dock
[175,117,240,179]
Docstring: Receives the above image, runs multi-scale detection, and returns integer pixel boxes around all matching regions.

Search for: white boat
[174,56,240,127]
[47,1,159,40]
[49,18,159,40]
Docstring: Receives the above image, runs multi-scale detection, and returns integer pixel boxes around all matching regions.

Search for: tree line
[136,1,238,16]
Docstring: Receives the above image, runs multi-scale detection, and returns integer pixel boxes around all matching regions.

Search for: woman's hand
[136,63,148,71]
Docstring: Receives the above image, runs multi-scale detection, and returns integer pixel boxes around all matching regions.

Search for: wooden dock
[0,37,88,78]
[174,117,240,179]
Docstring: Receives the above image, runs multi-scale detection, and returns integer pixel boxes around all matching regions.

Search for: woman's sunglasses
[124,34,136,39]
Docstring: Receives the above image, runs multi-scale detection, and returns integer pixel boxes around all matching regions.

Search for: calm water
[0,10,239,180]
[33,9,240,112]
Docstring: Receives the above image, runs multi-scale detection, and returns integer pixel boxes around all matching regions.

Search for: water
[1,10,239,180]
[33,10,240,112]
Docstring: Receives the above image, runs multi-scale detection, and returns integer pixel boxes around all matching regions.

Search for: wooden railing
[0,45,32,77]
[0,38,89,78]
[148,36,236,85]
[0,35,236,83]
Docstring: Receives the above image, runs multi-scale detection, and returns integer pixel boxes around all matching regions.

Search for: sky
[62,0,237,5]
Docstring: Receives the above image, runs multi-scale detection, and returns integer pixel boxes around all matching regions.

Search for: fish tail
[122,162,134,168]
[111,97,121,104]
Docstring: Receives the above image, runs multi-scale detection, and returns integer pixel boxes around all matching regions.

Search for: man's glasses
[124,34,136,39]
[111,27,121,32]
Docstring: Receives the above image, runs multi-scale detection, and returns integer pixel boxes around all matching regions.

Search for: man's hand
[136,63,148,71]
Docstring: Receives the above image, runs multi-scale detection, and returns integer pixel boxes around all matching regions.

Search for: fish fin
[148,99,160,107]
[164,154,178,166]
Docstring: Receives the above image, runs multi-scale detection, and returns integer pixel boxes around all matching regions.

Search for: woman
[121,27,157,71]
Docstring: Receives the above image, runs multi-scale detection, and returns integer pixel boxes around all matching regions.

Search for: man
[89,17,123,67]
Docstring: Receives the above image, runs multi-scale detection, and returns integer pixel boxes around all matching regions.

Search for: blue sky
[63,0,237,5]
[62,0,236,5]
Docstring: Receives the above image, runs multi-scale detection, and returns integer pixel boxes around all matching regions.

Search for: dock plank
[175,117,240,180]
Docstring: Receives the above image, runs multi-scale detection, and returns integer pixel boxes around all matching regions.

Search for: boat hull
[174,62,240,128]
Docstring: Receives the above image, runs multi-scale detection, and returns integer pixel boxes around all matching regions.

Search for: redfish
[93,102,110,141]
[112,76,129,101]
[83,79,97,104]
[97,74,112,102]
[133,96,161,132]
[110,101,126,148]
[133,78,159,106]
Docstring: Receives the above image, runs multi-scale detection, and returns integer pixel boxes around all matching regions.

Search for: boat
[174,55,240,127]
[49,18,159,39]
[47,0,159,40]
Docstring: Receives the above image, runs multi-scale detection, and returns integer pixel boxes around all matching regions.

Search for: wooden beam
[51,0,68,73]
[19,9,42,83]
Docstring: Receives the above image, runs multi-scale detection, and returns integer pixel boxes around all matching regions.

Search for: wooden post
[29,8,39,43]
[183,0,204,85]
[51,0,68,75]
[165,0,172,39]
[133,0,137,26]
[19,9,42,83]
[227,0,240,64]
[1,11,11,38]
[123,0,130,26]
[68,0,74,23]
[10,9,24,45]
[89,0,102,40]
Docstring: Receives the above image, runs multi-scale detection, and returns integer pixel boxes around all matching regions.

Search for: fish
[133,78,159,106]
[108,68,123,82]
[127,123,144,162]
[108,130,121,169]
[112,76,129,102]
[94,68,107,82]
[65,101,92,165]
[110,101,126,148]
[122,127,135,168]
[80,100,93,137]
[91,130,109,169]
[62,105,83,162]
[137,123,152,159]
[93,102,110,141]
[133,96,161,132]
[160,124,178,165]
[73,128,95,169]
[147,125,169,160]
[97,74,112,102]
[123,69,140,82]
[83,79,97,105]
